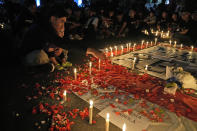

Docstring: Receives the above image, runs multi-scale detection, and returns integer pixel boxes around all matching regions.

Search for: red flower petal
[110,104,116,108]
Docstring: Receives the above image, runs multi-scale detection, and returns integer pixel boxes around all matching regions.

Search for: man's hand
[87,48,106,60]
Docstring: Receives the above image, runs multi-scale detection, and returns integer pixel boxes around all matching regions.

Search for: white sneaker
[74,34,83,40]
[69,35,74,40]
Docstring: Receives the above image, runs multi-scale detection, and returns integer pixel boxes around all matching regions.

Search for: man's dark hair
[49,4,68,18]
[24,0,36,8]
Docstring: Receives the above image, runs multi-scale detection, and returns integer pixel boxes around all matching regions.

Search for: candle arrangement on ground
[26,54,197,131]
[22,39,197,131]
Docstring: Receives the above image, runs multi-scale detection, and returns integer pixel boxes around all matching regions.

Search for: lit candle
[155,38,157,45]
[110,47,113,53]
[121,45,124,54]
[167,31,169,37]
[145,65,148,71]
[111,52,114,57]
[105,113,109,131]
[156,31,158,36]
[151,41,153,46]
[105,48,108,53]
[63,90,67,101]
[98,59,101,70]
[161,30,163,37]
[105,48,109,57]
[191,46,194,51]
[114,46,117,55]
[174,41,177,48]
[151,28,153,33]
[169,40,172,46]
[141,40,144,49]
[132,57,136,70]
[122,123,126,131]
[133,44,136,51]
[180,44,183,49]
[74,68,77,80]
[126,44,128,52]
[146,41,148,48]
[128,43,131,51]
[89,62,92,75]
[89,100,93,124]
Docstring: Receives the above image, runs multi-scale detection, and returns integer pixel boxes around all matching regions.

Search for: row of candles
[169,40,194,51]
[63,91,126,131]
[73,61,94,81]
[63,38,195,130]
[105,39,158,57]
[143,29,170,39]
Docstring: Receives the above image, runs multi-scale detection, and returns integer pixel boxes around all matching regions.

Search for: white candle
[122,123,126,131]
[146,41,148,48]
[105,48,109,57]
[98,59,101,70]
[63,90,67,101]
[169,40,172,46]
[191,46,194,51]
[155,38,157,45]
[128,43,131,51]
[133,44,136,51]
[151,41,153,46]
[105,113,109,131]
[74,68,77,80]
[110,47,113,53]
[89,62,92,75]
[141,40,144,49]
[111,52,114,57]
[145,65,148,71]
[161,31,163,37]
[114,46,117,55]
[89,100,93,124]
[126,44,129,52]
[151,28,153,33]
[174,41,177,48]
[132,57,136,70]
[167,31,169,37]
[180,44,183,49]
[156,31,158,36]
[105,48,108,53]
[121,45,124,54]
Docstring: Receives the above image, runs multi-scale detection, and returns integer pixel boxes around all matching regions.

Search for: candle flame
[89,62,92,67]
[106,113,109,120]
[134,57,136,61]
[63,90,67,96]
[74,68,77,73]
[90,100,93,106]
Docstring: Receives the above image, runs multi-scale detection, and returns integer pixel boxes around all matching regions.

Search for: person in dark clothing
[190,13,197,44]
[114,11,127,38]
[157,11,170,31]
[168,12,180,33]
[173,11,193,45]
[98,9,115,38]
[14,0,37,48]
[21,5,105,72]
[66,8,84,40]
[126,9,139,37]
[144,10,157,32]
[84,8,99,40]
[21,5,69,71]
